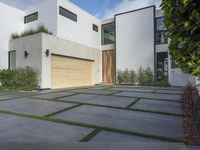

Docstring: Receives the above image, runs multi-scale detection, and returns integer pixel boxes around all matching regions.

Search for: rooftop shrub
[11,25,52,40]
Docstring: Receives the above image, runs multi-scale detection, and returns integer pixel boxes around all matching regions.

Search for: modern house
[0,0,196,89]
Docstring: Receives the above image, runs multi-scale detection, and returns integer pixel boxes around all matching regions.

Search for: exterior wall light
[24,51,29,58]
[45,49,49,57]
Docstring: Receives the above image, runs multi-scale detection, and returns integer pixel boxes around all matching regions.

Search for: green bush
[161,0,200,80]
[11,25,52,40]
[0,69,16,87]
[136,67,154,86]
[116,69,136,84]
[0,67,38,91]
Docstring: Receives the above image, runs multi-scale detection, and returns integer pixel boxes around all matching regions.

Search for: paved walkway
[0,85,184,144]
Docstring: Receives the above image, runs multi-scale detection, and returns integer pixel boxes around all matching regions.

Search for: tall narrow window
[59,6,77,22]
[24,12,38,24]
[102,22,115,45]
[156,17,168,44]
[9,51,16,69]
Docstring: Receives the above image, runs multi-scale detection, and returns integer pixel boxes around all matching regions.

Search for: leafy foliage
[116,69,136,84]
[116,67,154,85]
[136,67,154,86]
[0,67,38,91]
[182,82,200,145]
[11,25,52,40]
[161,0,200,79]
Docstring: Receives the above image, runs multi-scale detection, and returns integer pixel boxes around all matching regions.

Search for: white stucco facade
[9,33,101,89]
[0,2,24,69]
[115,6,155,72]
[0,0,197,88]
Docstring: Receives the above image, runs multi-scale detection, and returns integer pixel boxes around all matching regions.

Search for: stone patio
[0,85,184,143]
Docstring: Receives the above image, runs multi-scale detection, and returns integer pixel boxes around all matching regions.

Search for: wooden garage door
[51,55,94,89]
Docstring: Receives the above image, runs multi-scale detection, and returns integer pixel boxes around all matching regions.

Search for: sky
[0,0,162,19]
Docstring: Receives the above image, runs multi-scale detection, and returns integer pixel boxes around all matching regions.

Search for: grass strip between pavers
[44,104,82,117]
[0,109,184,143]
[31,97,183,117]
[80,128,102,142]
[126,98,141,109]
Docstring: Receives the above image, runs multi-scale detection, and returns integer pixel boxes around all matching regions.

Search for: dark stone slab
[0,98,77,116]
[58,94,137,108]
[115,92,181,101]
[54,105,184,139]
[0,113,93,143]
[131,99,182,115]
[32,92,75,100]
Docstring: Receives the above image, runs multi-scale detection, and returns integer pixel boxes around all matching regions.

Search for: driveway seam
[126,98,141,109]
[44,104,82,117]
[80,128,101,142]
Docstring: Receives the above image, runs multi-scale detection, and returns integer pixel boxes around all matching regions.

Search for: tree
[161,0,200,79]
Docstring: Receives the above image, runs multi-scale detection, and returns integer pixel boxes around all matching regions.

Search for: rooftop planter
[11,25,52,40]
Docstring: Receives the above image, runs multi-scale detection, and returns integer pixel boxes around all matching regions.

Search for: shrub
[116,69,136,84]
[0,69,16,87]
[136,67,154,86]
[155,79,168,87]
[129,70,136,84]
[116,70,123,84]
[161,0,200,80]
[0,67,38,91]
[182,82,200,145]
[11,25,52,40]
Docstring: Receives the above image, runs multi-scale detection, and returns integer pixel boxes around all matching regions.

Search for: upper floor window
[156,17,168,44]
[93,24,98,32]
[59,6,77,22]
[102,22,115,45]
[24,12,38,24]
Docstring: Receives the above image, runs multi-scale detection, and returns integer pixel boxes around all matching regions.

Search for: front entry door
[102,50,115,84]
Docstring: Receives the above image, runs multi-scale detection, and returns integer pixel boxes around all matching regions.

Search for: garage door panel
[51,55,94,89]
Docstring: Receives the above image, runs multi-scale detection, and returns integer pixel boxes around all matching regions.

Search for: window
[24,12,38,24]
[102,22,115,45]
[156,17,168,44]
[59,6,77,22]
[156,31,168,44]
[157,52,168,82]
[9,51,16,69]
[93,24,98,32]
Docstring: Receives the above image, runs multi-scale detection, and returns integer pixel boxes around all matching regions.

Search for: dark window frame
[59,6,77,22]
[8,50,16,69]
[93,24,98,32]
[155,17,168,45]
[24,12,38,24]
[101,22,115,45]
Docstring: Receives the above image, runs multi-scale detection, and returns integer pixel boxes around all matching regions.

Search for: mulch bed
[182,84,200,145]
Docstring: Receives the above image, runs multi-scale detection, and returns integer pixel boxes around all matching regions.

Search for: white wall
[25,0,57,35]
[0,2,24,69]
[57,0,101,49]
[115,6,155,72]
[41,33,101,89]
[9,34,42,86]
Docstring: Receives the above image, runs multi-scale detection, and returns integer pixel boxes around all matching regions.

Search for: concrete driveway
[0,85,184,144]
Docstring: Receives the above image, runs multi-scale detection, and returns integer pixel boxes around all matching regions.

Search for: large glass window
[102,22,115,45]
[9,51,16,69]
[59,6,77,22]
[24,12,38,24]
[157,52,168,82]
[156,17,168,44]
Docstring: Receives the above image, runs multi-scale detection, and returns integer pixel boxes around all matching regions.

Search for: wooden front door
[102,50,115,84]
